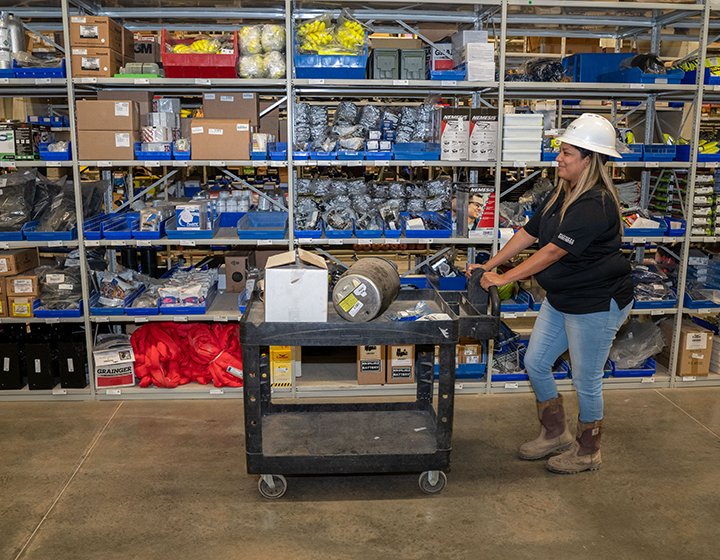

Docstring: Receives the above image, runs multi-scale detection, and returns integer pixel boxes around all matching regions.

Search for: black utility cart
[239,287,500,499]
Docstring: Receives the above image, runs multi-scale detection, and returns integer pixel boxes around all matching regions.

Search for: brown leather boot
[518,394,573,460]
[546,419,603,474]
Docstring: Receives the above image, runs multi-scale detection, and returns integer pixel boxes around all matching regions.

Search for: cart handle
[488,286,501,318]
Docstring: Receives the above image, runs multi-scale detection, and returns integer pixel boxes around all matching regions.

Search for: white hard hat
[556,113,621,159]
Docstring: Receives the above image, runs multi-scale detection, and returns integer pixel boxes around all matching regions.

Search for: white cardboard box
[440,108,470,161]
[469,108,498,162]
[451,30,489,52]
[463,61,496,82]
[453,43,494,67]
[265,249,328,322]
[93,344,136,389]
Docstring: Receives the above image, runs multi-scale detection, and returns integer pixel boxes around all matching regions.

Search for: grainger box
[93,343,136,388]
[357,345,386,385]
[387,345,415,384]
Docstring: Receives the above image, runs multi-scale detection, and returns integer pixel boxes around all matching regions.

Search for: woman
[467,114,633,474]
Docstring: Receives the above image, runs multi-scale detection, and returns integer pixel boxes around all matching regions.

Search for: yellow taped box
[270,346,292,386]
[0,294,7,317]
[8,296,36,318]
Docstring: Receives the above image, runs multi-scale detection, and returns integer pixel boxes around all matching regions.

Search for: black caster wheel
[418,471,447,494]
[258,474,287,499]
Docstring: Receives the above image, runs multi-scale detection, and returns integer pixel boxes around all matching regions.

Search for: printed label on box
[3,357,9,371]
[81,57,100,71]
[115,102,130,117]
[391,367,412,379]
[115,133,130,147]
[392,358,413,367]
[220,95,234,102]
[360,360,382,372]
[687,332,708,350]
[209,128,223,135]
[12,279,33,293]
[237,123,249,131]
[243,93,254,99]
[80,25,98,38]
[0,258,7,273]
[192,126,204,134]
[72,48,87,55]
[204,94,216,100]
[71,16,86,23]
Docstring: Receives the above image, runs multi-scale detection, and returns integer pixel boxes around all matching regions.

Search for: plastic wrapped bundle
[264,51,286,78]
[412,97,439,143]
[35,265,84,310]
[296,196,319,214]
[294,102,311,143]
[315,135,337,153]
[0,169,37,232]
[371,197,388,208]
[425,194,450,213]
[296,178,312,195]
[406,182,429,200]
[335,102,358,124]
[426,177,452,197]
[387,181,408,199]
[296,12,333,53]
[337,136,365,151]
[406,199,426,213]
[387,198,407,212]
[310,178,332,198]
[36,187,76,232]
[379,200,401,231]
[332,123,362,138]
[367,180,389,199]
[295,210,321,231]
[347,179,367,196]
[396,106,419,143]
[355,210,381,231]
[507,58,566,82]
[351,194,373,214]
[327,194,352,208]
[238,54,265,79]
[333,9,371,54]
[31,174,66,221]
[239,26,263,55]
[309,105,328,126]
[324,207,356,231]
[609,320,666,370]
[359,104,381,130]
[381,107,400,129]
[329,180,349,197]
[261,24,286,53]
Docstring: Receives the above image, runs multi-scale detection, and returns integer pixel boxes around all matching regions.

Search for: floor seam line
[13,402,125,560]
[654,389,720,441]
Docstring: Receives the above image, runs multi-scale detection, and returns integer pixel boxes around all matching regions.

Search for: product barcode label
[3,357,10,371]
[0,242,9,249]
[651,309,665,315]
[358,239,372,245]
[441,80,457,86]
[53,389,67,395]
[134,317,149,323]
[195,78,211,85]
[213,316,228,322]
[110,240,125,246]
[172,316,189,323]
[630,83,645,89]
[270,161,285,167]
[106,389,122,395]
[504,313,517,319]
[393,79,409,86]
[209,388,224,395]
[145,161,161,167]
[35,359,41,373]
[257,239,273,245]
[682,376,697,382]
[328,239,344,245]
[504,382,519,389]
[95,316,109,323]
[346,160,363,167]
[35,78,52,85]
[174,160,190,167]
[67,358,74,373]
[298,238,313,245]
[85,240,100,246]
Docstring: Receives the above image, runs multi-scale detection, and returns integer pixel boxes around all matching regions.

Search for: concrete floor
[2,389,720,560]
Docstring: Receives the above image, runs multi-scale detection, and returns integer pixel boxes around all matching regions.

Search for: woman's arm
[465,228,538,278]
[480,242,568,290]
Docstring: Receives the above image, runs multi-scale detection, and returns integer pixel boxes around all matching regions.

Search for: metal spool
[332,257,401,322]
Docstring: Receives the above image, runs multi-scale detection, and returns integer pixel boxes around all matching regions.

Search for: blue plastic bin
[427,68,466,81]
[401,211,452,238]
[400,276,427,289]
[354,217,383,238]
[135,142,172,161]
[294,219,323,239]
[337,151,365,160]
[597,67,684,84]
[365,150,394,160]
[393,142,441,161]
[664,217,686,236]
[268,142,287,160]
[131,214,171,240]
[33,298,83,318]
[562,53,630,82]
[39,142,71,161]
[542,150,558,161]
[681,67,720,85]
[683,291,720,309]
[236,212,287,239]
[675,144,691,162]
[612,358,656,378]
[250,143,268,160]
[173,143,191,160]
[612,144,643,162]
[23,221,77,241]
[623,217,667,237]
[292,151,310,160]
[103,214,137,240]
[13,59,66,79]
[89,287,145,316]
[310,151,337,160]
[516,289,543,311]
[500,297,528,313]
[643,144,676,162]
[698,152,720,162]
[295,44,368,80]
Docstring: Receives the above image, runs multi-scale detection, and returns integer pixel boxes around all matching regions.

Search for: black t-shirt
[523,185,633,314]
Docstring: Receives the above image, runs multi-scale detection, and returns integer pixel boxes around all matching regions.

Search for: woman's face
[556,143,590,187]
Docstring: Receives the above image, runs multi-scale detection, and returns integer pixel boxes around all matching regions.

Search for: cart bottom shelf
[262,409,438,456]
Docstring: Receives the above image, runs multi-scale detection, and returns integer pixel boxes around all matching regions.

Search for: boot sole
[518,441,573,461]
[546,463,602,475]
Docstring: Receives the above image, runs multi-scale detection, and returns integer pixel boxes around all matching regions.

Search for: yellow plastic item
[190,39,219,53]
[663,134,675,145]
[173,44,193,54]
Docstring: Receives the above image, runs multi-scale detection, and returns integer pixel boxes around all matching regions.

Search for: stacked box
[0,123,50,160]
[440,108,470,161]
[502,113,543,161]
[76,100,140,160]
[70,16,134,77]
[469,108,498,162]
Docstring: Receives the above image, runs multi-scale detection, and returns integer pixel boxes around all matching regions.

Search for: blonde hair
[542,150,622,232]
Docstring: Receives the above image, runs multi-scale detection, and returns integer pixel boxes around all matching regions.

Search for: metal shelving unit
[3,0,720,401]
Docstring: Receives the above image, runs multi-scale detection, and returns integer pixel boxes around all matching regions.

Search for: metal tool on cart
[239,271,500,498]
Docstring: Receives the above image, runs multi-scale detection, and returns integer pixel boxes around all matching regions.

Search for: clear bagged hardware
[154,98,181,114]
[367,180,389,199]
[175,137,190,152]
[509,58,567,82]
[426,177,452,197]
[132,284,161,309]
[264,50,286,78]
[388,301,434,321]
[406,199,426,213]
[294,102,311,143]
[96,269,138,307]
[351,194,373,214]
[12,51,63,68]
[411,96,440,143]
[425,194,449,212]
[359,104,381,130]
[333,9,371,54]
[296,197,319,214]
[0,169,36,232]
[296,178,312,195]
[37,187,75,232]
[355,210,381,231]
[387,198,407,212]
[239,25,263,55]
[347,179,367,196]
[406,182,429,200]
[609,320,666,370]
[334,102,359,125]
[379,200,401,231]
[324,207,355,231]
[310,178,332,198]
[337,136,365,151]
[309,105,328,126]
[381,107,400,128]
[47,141,69,152]
[329,180,349,197]
[387,181,408,199]
[395,106,419,143]
[261,24,286,53]
[238,54,265,79]
[31,173,66,222]
[371,197,388,209]
[296,12,333,54]
[35,265,84,310]
[295,210,320,231]
[317,135,337,153]
[327,194,352,208]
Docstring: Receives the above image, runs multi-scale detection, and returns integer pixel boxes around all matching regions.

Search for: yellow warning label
[272,382,292,387]
[339,293,358,312]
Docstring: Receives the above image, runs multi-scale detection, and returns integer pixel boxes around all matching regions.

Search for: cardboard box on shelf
[370,36,423,50]
[77,130,139,160]
[425,43,453,71]
[6,273,39,296]
[0,294,6,318]
[225,251,255,293]
[453,42,494,67]
[134,38,162,64]
[0,249,39,277]
[121,27,135,60]
[357,345,386,385]
[203,92,259,126]
[254,249,284,270]
[264,249,328,323]
[190,118,251,160]
[469,107,498,162]
[259,100,280,138]
[70,15,125,51]
[98,90,153,121]
[270,346,292,386]
[8,296,36,318]
[440,107,470,161]
[71,47,124,78]
[657,319,714,377]
[76,100,140,132]
[93,343,136,388]
[387,345,415,383]
[527,36,602,54]
[451,30,489,51]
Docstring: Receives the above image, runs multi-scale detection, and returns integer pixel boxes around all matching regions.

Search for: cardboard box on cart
[357,345,386,385]
[264,249,328,323]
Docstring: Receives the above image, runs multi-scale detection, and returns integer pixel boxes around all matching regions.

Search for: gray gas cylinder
[332,257,401,322]
[0,12,11,70]
[8,14,25,54]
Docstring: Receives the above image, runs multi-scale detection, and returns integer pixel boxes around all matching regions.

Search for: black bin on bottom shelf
[25,343,56,390]
[57,341,88,389]
[0,343,24,390]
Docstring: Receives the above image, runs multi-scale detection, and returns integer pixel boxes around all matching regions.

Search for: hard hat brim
[556,135,622,159]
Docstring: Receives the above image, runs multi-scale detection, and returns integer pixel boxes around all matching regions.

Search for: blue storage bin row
[633,287,678,310]
[610,358,656,378]
[159,281,218,315]
[597,67,684,85]
[13,59,66,79]
[433,361,487,379]
[562,53,629,83]
[33,298,84,318]
[623,216,668,237]
[393,142,441,161]
[83,213,170,240]
[294,44,368,80]
[28,115,70,127]
[401,211,452,238]
[611,144,643,162]
[89,286,146,316]
[237,212,287,239]
[134,142,173,161]
[39,142,71,161]
[427,68,467,81]
[681,67,720,86]
[684,290,720,309]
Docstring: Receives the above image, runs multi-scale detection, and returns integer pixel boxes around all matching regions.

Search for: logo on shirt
[558,233,575,245]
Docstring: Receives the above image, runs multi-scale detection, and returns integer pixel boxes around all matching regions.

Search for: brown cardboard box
[225,251,255,293]
[278,120,288,143]
[98,90,153,121]
[0,249,39,277]
[0,276,3,294]
[387,345,415,384]
[203,92,259,126]
[8,296,36,318]
[190,118,251,160]
[357,345,386,385]
[370,36,423,50]
[76,100,140,132]
[6,273,39,296]
[121,27,135,60]
[0,294,6,317]
[527,36,602,55]
[658,319,714,377]
[71,47,124,78]
[70,16,124,51]
[259,100,280,138]
[134,38,161,64]
[255,249,284,270]
[460,343,480,365]
[78,130,139,161]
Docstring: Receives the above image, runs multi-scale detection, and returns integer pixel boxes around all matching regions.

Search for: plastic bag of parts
[264,51,286,79]
[406,182,429,200]
[295,196,319,214]
[295,209,321,231]
[169,36,222,55]
[296,12,334,54]
[238,54,265,79]
[81,181,105,219]
[337,134,365,151]
[428,256,463,279]
[326,194,352,208]
[406,199,426,213]
[315,135,337,153]
[359,104,381,130]
[395,106,419,143]
[388,301,434,321]
[687,280,720,305]
[347,179,367,196]
[425,194,450,213]
[31,173,66,222]
[386,181,407,199]
[620,53,666,75]
[261,24,286,53]
[0,169,37,232]
[351,194,373,214]
[96,268,139,307]
[35,265,84,310]
[310,178,332,198]
[239,26,264,55]
[328,180,349,198]
[334,102,359,125]
[519,177,554,210]
[609,319,666,370]
[295,179,312,196]
[379,200,401,232]
[355,210,381,231]
[411,96,440,143]
[500,201,530,228]
[324,207,355,231]
[367,180,389,199]
[426,177,452,197]
[36,186,76,232]
[13,51,63,68]
[47,141,69,152]
[131,283,162,309]
[333,9,372,54]
[506,58,566,82]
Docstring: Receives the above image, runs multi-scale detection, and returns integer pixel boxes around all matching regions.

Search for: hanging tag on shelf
[195,78,211,86]
[504,382,519,389]
[441,80,457,87]
[393,79,410,86]
[641,377,655,383]
[35,78,52,85]
[81,77,97,84]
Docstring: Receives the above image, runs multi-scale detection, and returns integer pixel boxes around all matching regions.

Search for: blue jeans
[524,299,632,423]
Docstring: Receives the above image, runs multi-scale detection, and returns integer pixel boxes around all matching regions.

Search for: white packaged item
[440,108,470,161]
[502,126,544,139]
[265,250,328,322]
[502,138,542,151]
[453,43,494,67]
[146,112,176,128]
[153,98,181,114]
[504,113,544,127]
[501,150,542,162]
[463,61,496,82]
[142,126,172,143]
[176,203,206,230]
[469,108,498,162]
[451,30,489,52]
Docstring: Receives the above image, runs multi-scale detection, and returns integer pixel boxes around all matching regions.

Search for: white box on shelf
[451,30,489,52]
[265,249,328,323]
[502,126,544,139]
[463,61,496,82]
[501,150,542,162]
[504,114,544,127]
[453,43,494,67]
[502,138,543,151]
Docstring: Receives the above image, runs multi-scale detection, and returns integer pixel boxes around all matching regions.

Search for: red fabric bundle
[130,323,243,388]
